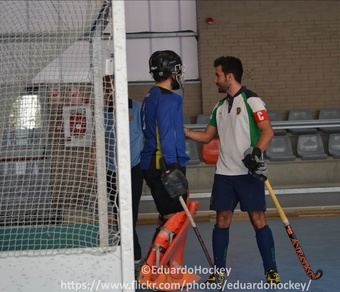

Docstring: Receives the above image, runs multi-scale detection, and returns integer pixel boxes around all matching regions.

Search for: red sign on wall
[69,112,87,136]
[63,106,92,147]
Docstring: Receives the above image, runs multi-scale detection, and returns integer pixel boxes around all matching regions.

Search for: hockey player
[185,56,280,285]
[139,50,199,289]
[141,50,188,215]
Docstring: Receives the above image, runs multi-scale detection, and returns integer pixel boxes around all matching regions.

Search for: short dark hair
[214,56,243,83]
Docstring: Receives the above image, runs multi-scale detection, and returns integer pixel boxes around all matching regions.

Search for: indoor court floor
[136,216,339,292]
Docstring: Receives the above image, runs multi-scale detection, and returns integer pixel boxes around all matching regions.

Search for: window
[3,95,42,147]
[124,0,198,82]
[10,94,41,130]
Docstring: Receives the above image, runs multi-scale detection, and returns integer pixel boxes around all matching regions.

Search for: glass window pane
[10,95,41,129]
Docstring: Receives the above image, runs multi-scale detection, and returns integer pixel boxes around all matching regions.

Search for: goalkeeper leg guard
[139,201,200,289]
[144,211,186,268]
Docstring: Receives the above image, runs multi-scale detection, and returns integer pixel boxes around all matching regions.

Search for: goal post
[112,0,135,286]
[0,0,134,291]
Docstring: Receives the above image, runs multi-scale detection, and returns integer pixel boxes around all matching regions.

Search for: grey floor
[136,216,340,292]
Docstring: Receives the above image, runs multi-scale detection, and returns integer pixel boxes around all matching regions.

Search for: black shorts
[143,168,187,216]
[210,174,266,212]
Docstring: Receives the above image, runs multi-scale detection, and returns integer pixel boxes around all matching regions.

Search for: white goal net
[0,0,120,256]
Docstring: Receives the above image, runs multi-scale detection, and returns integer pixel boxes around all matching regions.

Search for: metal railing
[185,119,340,130]
[176,119,340,198]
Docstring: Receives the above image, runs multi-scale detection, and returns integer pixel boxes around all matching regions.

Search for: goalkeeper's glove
[161,163,188,198]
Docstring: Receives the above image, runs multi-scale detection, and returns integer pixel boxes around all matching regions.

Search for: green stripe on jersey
[242,93,260,147]
[209,99,225,127]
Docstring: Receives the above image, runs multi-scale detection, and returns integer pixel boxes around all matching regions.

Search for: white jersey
[209,87,268,175]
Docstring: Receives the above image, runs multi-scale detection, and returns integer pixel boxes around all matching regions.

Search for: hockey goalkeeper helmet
[149,50,184,90]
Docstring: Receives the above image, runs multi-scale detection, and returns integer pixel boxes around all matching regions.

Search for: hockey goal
[0,0,134,290]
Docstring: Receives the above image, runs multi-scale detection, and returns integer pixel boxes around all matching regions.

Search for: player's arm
[184,125,217,143]
[157,99,178,165]
[242,98,274,174]
[256,119,274,152]
[249,98,274,151]
[243,116,273,175]
[185,102,219,143]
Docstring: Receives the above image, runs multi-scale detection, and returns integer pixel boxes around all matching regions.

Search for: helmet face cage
[149,50,184,89]
[172,63,184,90]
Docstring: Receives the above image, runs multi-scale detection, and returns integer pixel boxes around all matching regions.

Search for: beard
[171,78,180,90]
[218,86,226,93]
[217,80,230,93]
[217,83,227,93]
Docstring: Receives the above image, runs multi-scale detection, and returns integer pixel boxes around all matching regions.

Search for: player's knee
[216,211,232,228]
[249,211,266,229]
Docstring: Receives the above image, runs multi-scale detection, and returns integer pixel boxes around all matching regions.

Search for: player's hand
[242,147,267,175]
[184,127,191,138]
[161,167,188,199]
[166,163,182,172]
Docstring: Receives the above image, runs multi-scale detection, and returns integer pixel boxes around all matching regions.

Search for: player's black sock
[212,225,229,269]
[255,225,277,272]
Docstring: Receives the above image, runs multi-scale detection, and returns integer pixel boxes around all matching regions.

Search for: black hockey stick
[264,178,323,280]
[177,195,214,268]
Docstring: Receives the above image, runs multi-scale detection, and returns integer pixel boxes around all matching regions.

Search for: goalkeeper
[140,51,199,286]
[184,56,280,285]
[141,50,189,218]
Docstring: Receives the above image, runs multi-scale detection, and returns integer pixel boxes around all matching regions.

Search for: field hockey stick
[263,177,323,280]
[177,195,214,267]
[161,168,214,268]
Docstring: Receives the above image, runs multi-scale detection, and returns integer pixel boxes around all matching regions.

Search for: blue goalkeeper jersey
[141,86,189,170]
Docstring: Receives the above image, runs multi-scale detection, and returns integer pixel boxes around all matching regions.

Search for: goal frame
[0,1,135,291]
